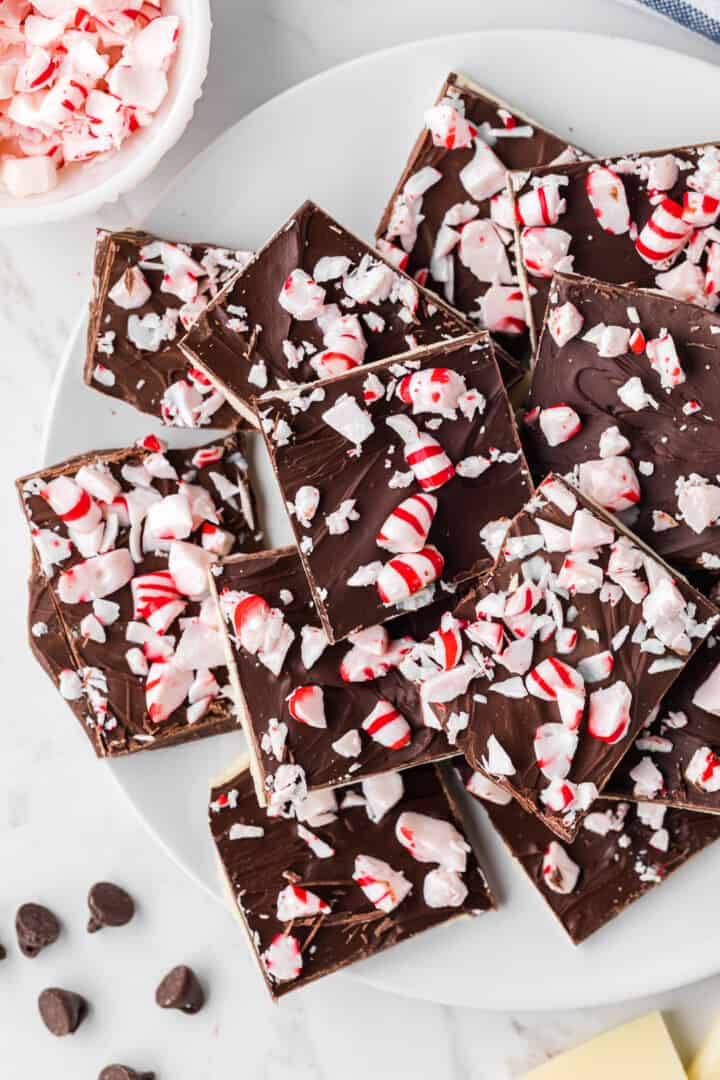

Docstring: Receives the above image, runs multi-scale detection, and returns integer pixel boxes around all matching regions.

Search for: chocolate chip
[98,1067,155,1080]
[155,965,205,1014]
[16,903,60,958]
[38,988,86,1036]
[87,882,135,933]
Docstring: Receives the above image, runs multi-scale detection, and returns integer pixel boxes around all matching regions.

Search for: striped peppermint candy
[397,367,467,417]
[57,549,134,605]
[352,854,412,913]
[311,312,367,378]
[262,933,302,983]
[635,198,692,265]
[145,660,193,724]
[376,493,437,554]
[516,179,567,227]
[376,546,444,605]
[424,100,477,150]
[480,285,526,335]
[585,166,630,234]
[131,570,186,634]
[42,475,103,535]
[386,415,455,492]
[287,685,326,729]
[276,884,331,920]
[361,699,411,749]
[277,269,325,320]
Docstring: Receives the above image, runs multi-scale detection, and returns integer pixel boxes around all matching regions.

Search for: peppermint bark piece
[511,142,720,351]
[210,548,469,805]
[460,765,720,944]
[85,229,253,428]
[256,332,531,642]
[209,758,495,998]
[525,273,720,573]
[423,474,718,840]
[178,199,516,424]
[605,637,720,813]
[17,435,260,758]
[376,71,586,364]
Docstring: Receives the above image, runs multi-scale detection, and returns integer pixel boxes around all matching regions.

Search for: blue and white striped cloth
[635,0,720,42]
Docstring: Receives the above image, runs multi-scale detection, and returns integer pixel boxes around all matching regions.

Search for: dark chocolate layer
[179,200,516,421]
[256,333,531,642]
[209,762,495,997]
[376,72,584,363]
[427,475,718,839]
[19,437,260,757]
[85,229,252,428]
[460,763,720,944]
[511,143,720,348]
[213,548,469,801]
[525,273,720,572]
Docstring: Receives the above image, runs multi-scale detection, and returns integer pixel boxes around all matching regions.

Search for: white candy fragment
[58,550,134,604]
[599,425,631,459]
[617,376,658,412]
[287,685,326,729]
[362,773,404,823]
[586,166,630,234]
[262,934,302,983]
[396,812,470,872]
[686,746,720,792]
[278,269,325,319]
[548,302,583,346]
[294,485,320,526]
[629,756,664,798]
[321,394,374,447]
[276,884,330,921]
[542,841,580,894]
[533,723,578,781]
[587,681,632,744]
[677,475,720,534]
[353,854,411,913]
[692,662,720,716]
[465,771,512,805]
[423,868,468,908]
[578,456,641,512]
[539,405,581,447]
[482,734,515,776]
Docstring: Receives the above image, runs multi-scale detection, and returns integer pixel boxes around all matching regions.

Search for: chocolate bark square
[524,272,720,573]
[422,474,718,840]
[178,200,518,423]
[210,547,469,805]
[510,142,720,351]
[375,71,586,363]
[459,763,720,945]
[255,332,531,642]
[85,229,253,429]
[18,435,260,757]
[209,758,495,998]
[605,636,720,813]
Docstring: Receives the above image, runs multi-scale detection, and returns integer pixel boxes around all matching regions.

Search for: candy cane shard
[352,854,412,913]
[385,415,455,491]
[376,493,437,554]
[376,546,444,606]
[361,700,412,750]
[585,166,630,235]
[395,812,470,872]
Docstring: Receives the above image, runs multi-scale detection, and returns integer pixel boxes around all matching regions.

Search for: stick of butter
[520,1012,686,1079]
[689,1012,720,1079]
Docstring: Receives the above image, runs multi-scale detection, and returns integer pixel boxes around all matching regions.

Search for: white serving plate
[45,30,720,1010]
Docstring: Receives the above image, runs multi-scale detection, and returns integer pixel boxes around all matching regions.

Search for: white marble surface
[2,2,720,1077]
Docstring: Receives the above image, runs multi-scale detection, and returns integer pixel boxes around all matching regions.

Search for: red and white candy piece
[42,475,102,535]
[577,651,614,683]
[423,868,468,908]
[362,773,404,823]
[262,933,302,983]
[542,842,580,895]
[200,523,234,557]
[168,541,214,599]
[685,747,720,792]
[587,681,632,743]
[287,685,326,729]
[397,367,467,418]
[277,269,325,320]
[376,546,444,606]
[352,854,411,913]
[395,811,469,872]
[361,699,411,750]
[480,285,526,335]
[635,198,692,265]
[376,493,437,554]
[339,635,414,682]
[108,265,152,310]
[538,404,581,447]
[577,456,641,512]
[570,508,614,550]
[311,311,367,378]
[276,884,330,921]
[646,333,686,390]
[678,476,720,534]
[585,167,630,234]
[424,100,476,150]
[386,415,455,491]
[458,218,512,284]
[548,301,583,346]
[145,660,193,724]
[516,178,567,227]
[533,723,578,781]
[131,570,185,634]
[58,549,134,604]
[520,227,572,278]
[459,139,506,200]
[224,590,295,676]
[527,657,584,703]
[683,191,720,227]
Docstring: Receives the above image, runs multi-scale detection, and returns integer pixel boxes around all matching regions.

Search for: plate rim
[44,26,720,1011]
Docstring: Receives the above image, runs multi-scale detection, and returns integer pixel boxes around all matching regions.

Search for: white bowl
[0,0,211,227]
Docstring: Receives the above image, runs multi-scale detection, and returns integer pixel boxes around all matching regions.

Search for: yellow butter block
[521,1012,686,1079]
[689,1011,720,1080]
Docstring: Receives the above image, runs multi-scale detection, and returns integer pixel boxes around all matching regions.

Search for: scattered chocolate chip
[87,882,135,933]
[38,988,86,1036]
[98,1067,155,1080]
[155,964,205,1014]
[16,903,60,958]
